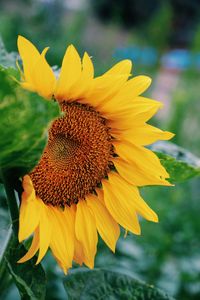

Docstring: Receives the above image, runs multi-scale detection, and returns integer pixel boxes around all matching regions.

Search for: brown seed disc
[30,102,113,206]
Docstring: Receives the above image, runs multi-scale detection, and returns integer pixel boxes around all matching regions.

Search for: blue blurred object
[114,46,158,66]
[140,47,158,66]
[161,49,191,70]
[114,46,200,71]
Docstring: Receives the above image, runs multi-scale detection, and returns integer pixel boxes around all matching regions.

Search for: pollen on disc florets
[30,101,114,206]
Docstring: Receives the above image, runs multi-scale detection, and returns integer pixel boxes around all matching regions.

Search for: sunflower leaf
[0,67,60,180]
[63,268,174,300]
[3,234,46,300]
[151,141,200,183]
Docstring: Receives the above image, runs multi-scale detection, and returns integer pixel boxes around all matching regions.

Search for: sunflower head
[30,101,114,206]
[17,36,174,273]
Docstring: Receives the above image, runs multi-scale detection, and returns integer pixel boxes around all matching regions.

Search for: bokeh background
[0,0,200,299]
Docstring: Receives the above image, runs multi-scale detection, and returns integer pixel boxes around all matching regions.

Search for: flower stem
[0,170,19,236]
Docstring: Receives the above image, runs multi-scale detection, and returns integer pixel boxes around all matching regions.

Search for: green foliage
[0,67,59,180]
[146,3,172,51]
[151,141,200,183]
[5,236,46,300]
[191,22,200,52]
[64,268,175,300]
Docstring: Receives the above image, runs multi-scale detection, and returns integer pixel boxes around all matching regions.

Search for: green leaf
[63,268,175,300]
[3,235,46,300]
[0,67,60,179]
[151,141,200,183]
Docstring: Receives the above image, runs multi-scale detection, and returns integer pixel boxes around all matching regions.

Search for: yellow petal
[129,101,163,124]
[114,140,170,181]
[104,173,157,222]
[75,200,97,269]
[102,173,141,234]
[48,208,68,264]
[73,237,85,266]
[81,60,132,107]
[62,206,75,265]
[64,52,94,101]
[55,44,82,100]
[132,190,158,222]
[48,206,74,269]
[18,227,39,263]
[53,256,68,274]
[22,175,35,196]
[122,75,151,96]
[19,195,41,242]
[17,35,41,85]
[113,157,171,187]
[107,97,162,118]
[17,36,55,98]
[104,59,132,76]
[70,203,85,266]
[82,52,94,79]
[31,47,56,99]
[85,74,129,108]
[36,203,52,264]
[99,76,152,113]
[19,176,41,242]
[107,99,163,130]
[113,124,174,146]
[86,194,120,252]
[20,82,35,92]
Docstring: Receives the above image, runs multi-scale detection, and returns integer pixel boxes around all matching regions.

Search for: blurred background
[0,0,200,299]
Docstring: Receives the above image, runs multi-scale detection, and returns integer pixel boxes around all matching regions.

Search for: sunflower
[17,36,174,273]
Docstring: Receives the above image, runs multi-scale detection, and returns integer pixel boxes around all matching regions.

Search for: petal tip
[18,235,23,243]
[17,35,32,50]
[168,132,175,139]
[151,213,159,223]
[17,34,26,43]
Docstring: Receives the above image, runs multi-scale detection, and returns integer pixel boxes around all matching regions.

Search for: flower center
[30,102,113,206]
[46,134,80,170]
